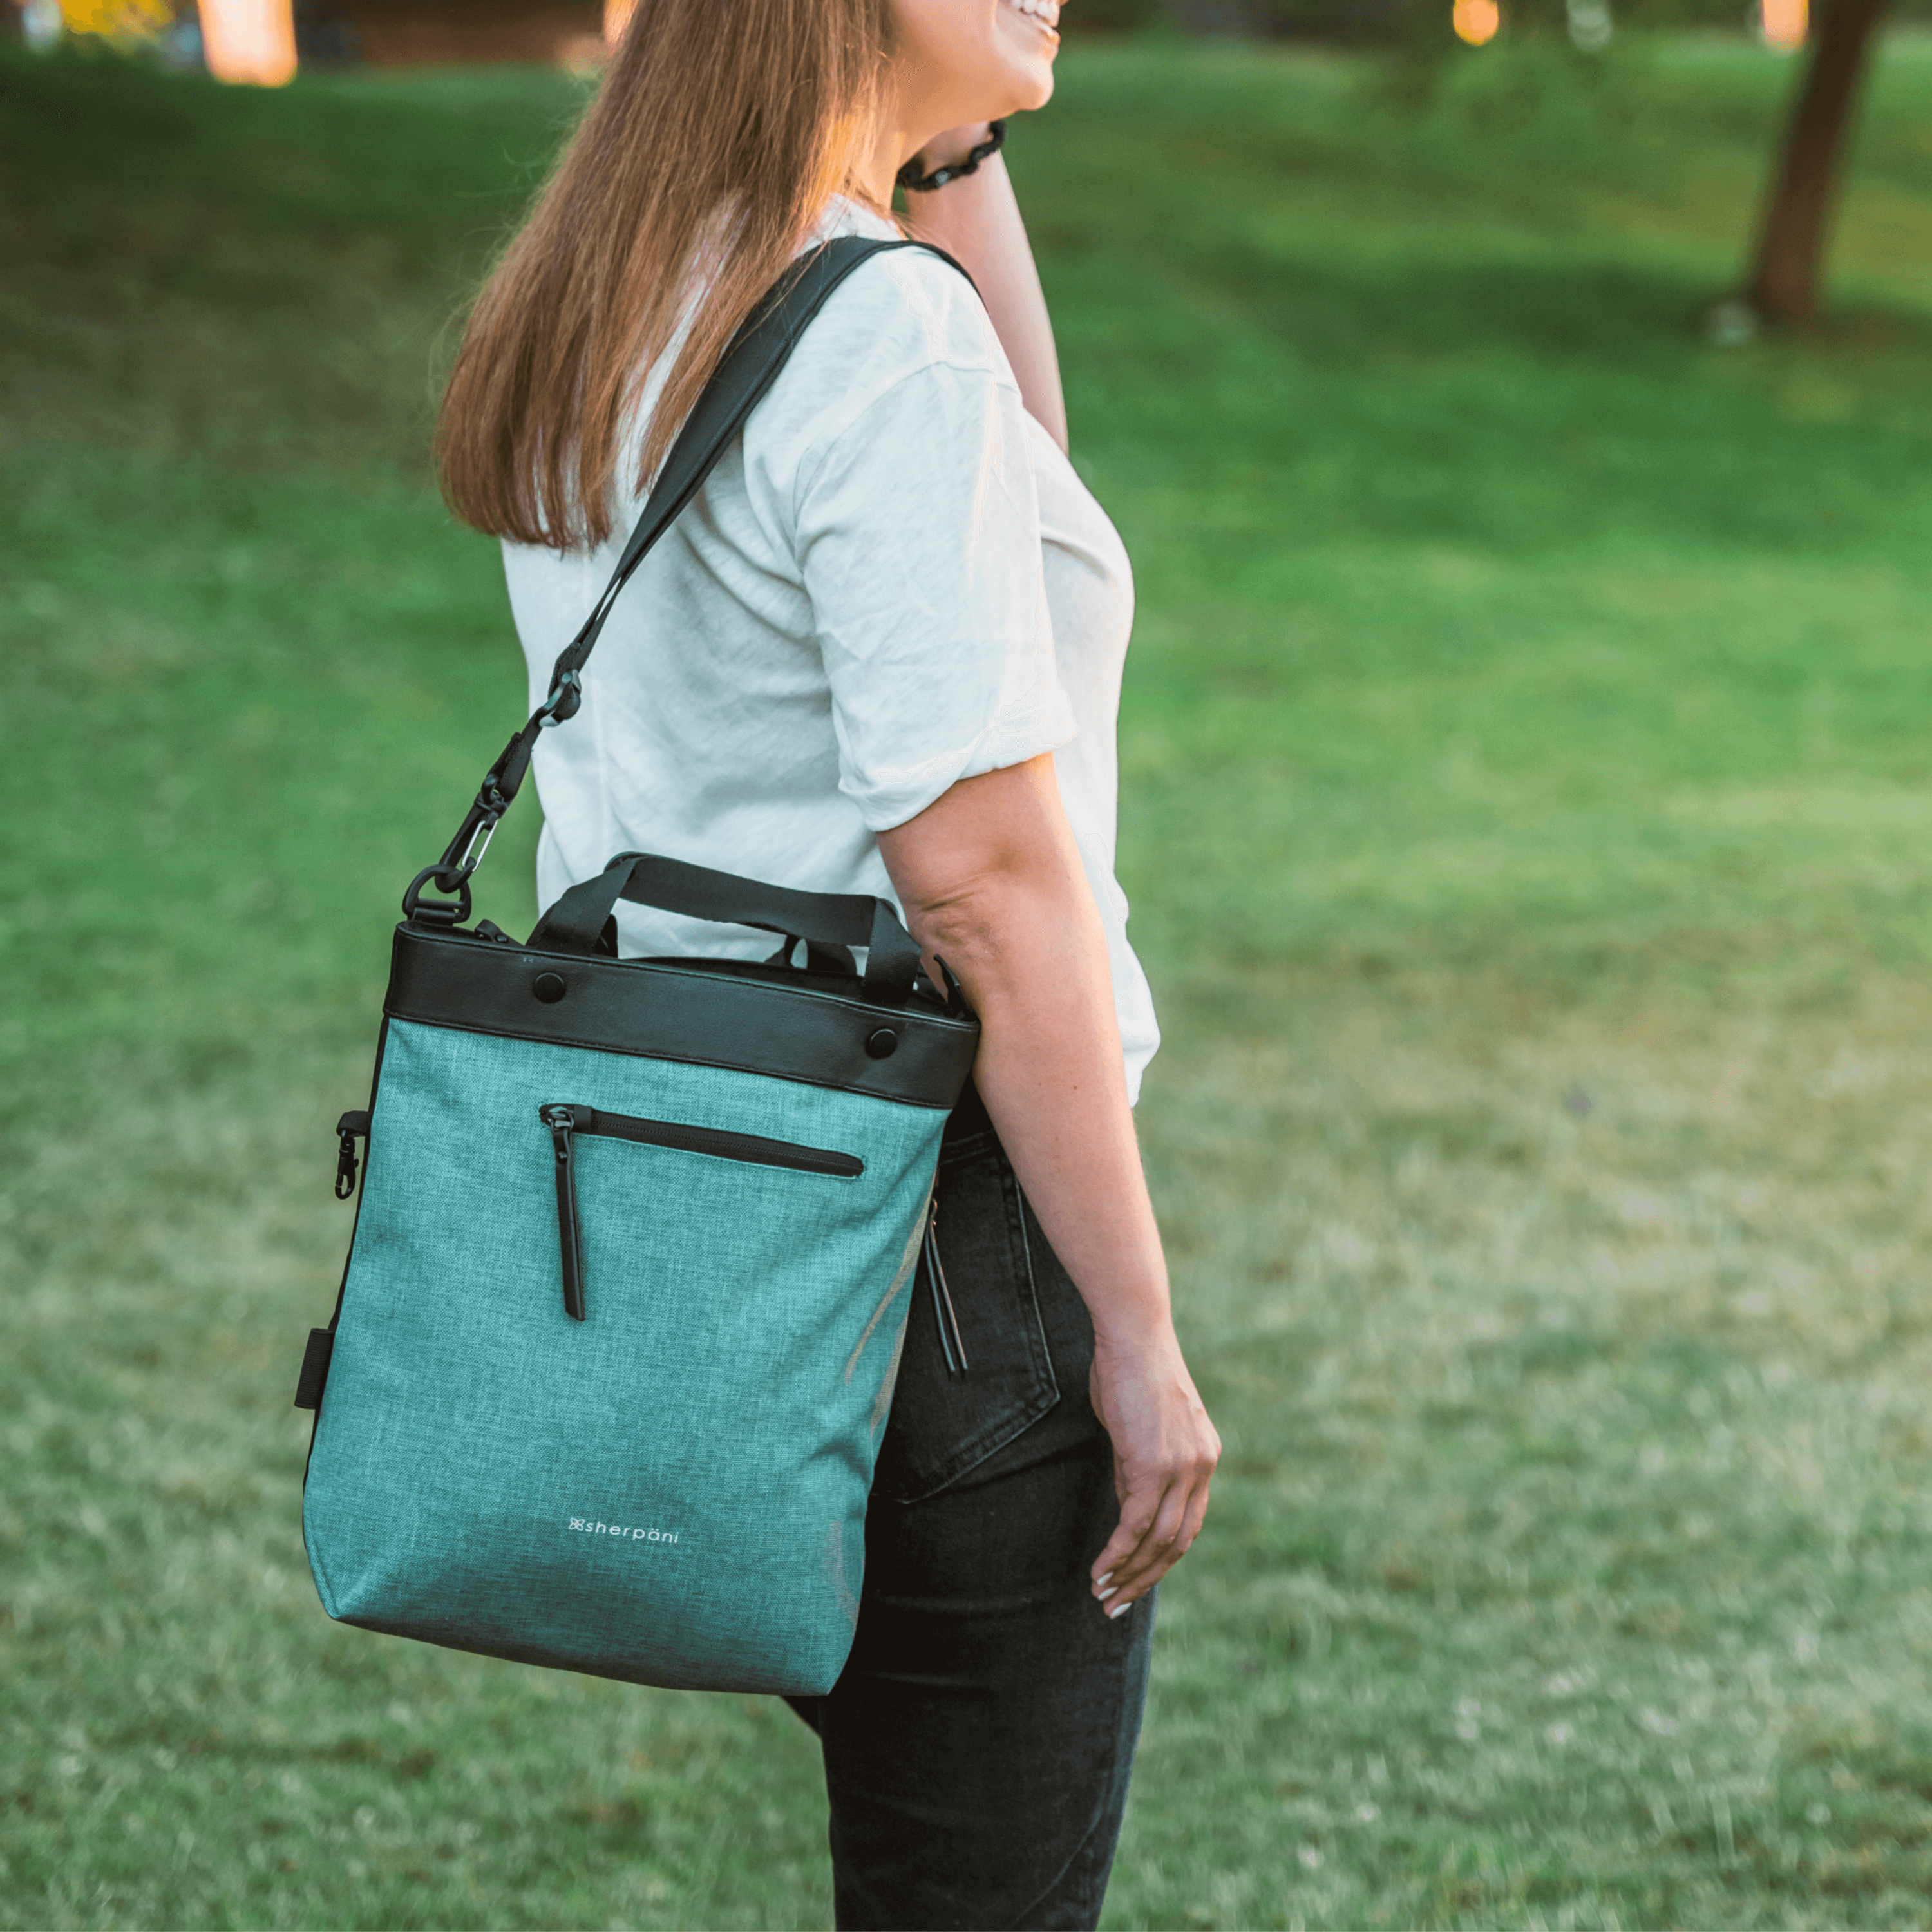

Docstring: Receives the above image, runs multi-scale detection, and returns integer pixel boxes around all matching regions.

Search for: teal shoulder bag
[293,236,980,1698]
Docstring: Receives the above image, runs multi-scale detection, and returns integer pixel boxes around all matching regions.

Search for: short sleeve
[793,343,1076,833]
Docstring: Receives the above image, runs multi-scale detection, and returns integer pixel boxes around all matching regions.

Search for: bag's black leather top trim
[383,925,978,1109]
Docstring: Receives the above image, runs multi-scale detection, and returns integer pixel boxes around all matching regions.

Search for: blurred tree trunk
[1746,0,1890,323]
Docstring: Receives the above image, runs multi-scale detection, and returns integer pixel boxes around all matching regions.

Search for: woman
[435,0,1222,1922]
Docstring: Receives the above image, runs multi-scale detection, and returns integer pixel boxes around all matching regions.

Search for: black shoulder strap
[409,234,973,922]
[545,236,969,711]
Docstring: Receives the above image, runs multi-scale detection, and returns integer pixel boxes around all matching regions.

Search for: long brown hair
[435,0,895,549]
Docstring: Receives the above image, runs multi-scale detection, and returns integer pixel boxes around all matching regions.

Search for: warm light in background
[199,0,298,84]
[1452,0,1500,44]
[604,0,636,45]
[59,0,171,39]
[1758,0,1806,48]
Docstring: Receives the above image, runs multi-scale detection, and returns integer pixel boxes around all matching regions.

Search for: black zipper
[535,1103,865,1321]
[545,1107,587,1322]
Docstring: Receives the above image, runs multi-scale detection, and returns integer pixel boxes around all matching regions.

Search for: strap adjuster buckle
[539,668,582,727]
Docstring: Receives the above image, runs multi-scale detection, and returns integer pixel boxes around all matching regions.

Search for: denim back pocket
[870,1131,1061,1505]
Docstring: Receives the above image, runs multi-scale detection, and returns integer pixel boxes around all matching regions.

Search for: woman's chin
[990,46,1058,109]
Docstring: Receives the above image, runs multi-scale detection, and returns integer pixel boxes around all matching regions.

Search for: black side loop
[403,866,473,929]
[933,954,973,1017]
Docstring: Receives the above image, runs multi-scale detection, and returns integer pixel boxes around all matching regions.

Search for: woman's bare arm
[876,756,1220,1615]
[902,146,1069,453]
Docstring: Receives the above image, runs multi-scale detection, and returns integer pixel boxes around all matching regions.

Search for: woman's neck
[853,112,913,211]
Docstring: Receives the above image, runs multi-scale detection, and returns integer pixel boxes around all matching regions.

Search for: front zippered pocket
[536,1103,864,1321]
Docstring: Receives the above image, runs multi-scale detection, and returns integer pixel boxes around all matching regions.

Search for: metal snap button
[533,972,567,1004]
[865,1028,898,1059]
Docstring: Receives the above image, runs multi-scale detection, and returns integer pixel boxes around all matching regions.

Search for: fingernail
[1095,1571,1114,1588]
[1097,1585,1119,1601]
[1108,1598,1133,1618]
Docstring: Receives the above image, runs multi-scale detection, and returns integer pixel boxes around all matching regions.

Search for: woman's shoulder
[749,203,1014,471]
[813,198,996,352]
[848,242,996,366]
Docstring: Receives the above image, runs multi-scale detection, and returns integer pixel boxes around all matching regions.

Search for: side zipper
[925,1201,969,1374]
[298,1018,390,1439]
[544,1106,588,1323]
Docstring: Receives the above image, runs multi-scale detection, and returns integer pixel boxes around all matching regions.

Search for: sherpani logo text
[569,1517,679,1544]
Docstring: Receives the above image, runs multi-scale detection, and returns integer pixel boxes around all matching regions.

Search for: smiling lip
[1006,0,1062,33]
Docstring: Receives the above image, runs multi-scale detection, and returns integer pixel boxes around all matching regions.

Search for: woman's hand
[1085,1329,1222,1616]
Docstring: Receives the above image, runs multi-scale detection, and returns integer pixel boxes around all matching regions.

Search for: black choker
[896,121,1007,194]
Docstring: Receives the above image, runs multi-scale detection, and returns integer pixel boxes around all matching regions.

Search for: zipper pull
[334,1111,370,1200]
[924,1200,969,1374]
[539,1105,587,1321]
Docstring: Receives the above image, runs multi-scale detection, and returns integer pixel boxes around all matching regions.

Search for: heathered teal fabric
[303,1018,941,1696]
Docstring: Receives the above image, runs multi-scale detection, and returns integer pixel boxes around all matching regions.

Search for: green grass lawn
[6,28,1932,1929]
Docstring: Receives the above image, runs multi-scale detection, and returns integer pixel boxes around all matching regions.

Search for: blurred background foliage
[15,0,1932,53]
[5,11,1932,1932]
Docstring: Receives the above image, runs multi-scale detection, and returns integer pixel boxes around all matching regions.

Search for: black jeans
[783,1086,1159,1931]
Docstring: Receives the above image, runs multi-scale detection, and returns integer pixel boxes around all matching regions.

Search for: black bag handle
[406,234,976,930]
[529,851,922,1001]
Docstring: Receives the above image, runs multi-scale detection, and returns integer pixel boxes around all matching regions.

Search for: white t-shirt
[501,198,1160,1103]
